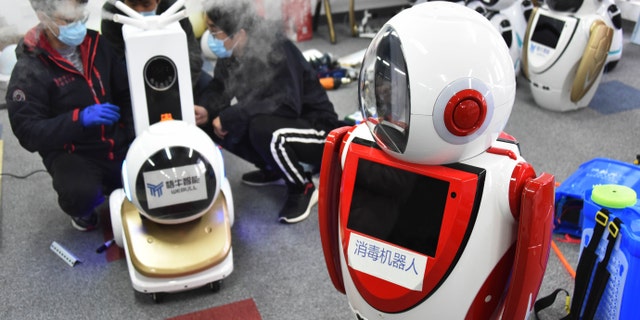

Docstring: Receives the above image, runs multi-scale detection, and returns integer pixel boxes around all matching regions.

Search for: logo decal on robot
[147,182,164,197]
[143,164,208,209]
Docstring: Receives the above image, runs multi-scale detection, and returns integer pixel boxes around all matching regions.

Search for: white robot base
[109,183,234,302]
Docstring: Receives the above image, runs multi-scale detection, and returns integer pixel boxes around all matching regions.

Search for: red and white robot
[522,0,615,111]
[318,2,555,319]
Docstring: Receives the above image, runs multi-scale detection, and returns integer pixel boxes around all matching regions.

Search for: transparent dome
[359,26,410,155]
[134,146,217,222]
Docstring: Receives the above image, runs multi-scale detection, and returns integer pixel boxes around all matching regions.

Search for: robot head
[122,120,224,224]
[480,0,518,11]
[359,1,516,165]
[546,0,584,12]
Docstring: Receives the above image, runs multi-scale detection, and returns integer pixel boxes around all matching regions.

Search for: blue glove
[80,103,121,127]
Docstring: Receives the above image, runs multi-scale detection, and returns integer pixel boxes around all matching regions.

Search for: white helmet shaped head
[359,1,516,165]
[122,120,224,224]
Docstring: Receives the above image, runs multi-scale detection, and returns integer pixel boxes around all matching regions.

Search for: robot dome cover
[358,1,516,165]
[123,121,223,224]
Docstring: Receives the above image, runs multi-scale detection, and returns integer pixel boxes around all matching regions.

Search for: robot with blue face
[318,2,555,319]
[522,0,615,111]
[106,0,234,302]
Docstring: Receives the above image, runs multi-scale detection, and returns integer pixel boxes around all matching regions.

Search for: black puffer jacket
[6,26,134,169]
[202,27,340,144]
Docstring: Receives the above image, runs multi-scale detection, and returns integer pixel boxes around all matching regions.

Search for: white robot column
[114,1,196,135]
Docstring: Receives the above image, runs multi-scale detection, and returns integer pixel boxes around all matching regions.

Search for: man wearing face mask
[198,0,343,224]
[101,0,208,104]
[6,0,135,231]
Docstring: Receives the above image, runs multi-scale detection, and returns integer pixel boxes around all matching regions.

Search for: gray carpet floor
[1,8,639,320]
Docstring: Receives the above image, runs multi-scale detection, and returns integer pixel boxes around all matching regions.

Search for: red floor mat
[166,298,262,320]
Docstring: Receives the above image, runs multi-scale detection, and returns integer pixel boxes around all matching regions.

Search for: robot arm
[570,20,613,102]
[318,126,351,294]
[502,170,555,319]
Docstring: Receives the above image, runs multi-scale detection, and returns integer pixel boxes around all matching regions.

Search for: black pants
[47,153,123,217]
[215,114,329,191]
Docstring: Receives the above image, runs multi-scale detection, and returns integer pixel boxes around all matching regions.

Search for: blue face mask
[207,33,233,59]
[57,21,87,47]
[140,10,156,17]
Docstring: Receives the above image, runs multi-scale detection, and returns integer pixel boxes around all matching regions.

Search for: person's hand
[212,116,228,139]
[194,105,209,126]
[80,103,120,127]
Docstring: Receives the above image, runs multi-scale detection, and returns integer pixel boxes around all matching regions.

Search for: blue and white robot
[318,2,555,319]
[106,0,234,302]
[522,0,615,111]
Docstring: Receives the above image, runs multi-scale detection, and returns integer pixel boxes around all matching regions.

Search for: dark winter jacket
[201,28,340,144]
[101,0,203,87]
[6,26,134,169]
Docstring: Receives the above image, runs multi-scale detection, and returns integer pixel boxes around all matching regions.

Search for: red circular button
[444,89,487,136]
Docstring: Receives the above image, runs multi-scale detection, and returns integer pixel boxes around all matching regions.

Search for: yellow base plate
[121,193,232,278]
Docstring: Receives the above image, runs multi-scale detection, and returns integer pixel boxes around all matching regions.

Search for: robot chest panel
[338,139,491,312]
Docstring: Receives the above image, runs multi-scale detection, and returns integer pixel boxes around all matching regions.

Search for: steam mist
[0,0,103,51]
[202,0,290,91]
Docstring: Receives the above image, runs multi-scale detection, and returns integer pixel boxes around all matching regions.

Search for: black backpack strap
[581,217,623,319]
[567,208,610,319]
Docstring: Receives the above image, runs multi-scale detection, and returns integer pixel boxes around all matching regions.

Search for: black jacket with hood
[6,26,134,169]
[201,29,340,145]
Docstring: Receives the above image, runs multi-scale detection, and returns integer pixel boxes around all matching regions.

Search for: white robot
[414,0,533,75]
[318,2,555,319]
[107,0,234,302]
[597,0,623,71]
[472,0,535,75]
[522,0,614,111]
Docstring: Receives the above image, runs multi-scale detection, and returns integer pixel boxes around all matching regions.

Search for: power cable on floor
[1,169,47,179]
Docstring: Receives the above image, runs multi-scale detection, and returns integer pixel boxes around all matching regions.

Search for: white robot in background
[522,0,614,111]
[470,0,535,75]
[597,0,623,71]
[107,0,234,302]
[414,0,533,75]
[318,2,554,319]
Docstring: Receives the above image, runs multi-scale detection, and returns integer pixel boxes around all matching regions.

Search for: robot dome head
[480,0,518,11]
[122,120,223,224]
[359,1,516,165]
[546,0,584,12]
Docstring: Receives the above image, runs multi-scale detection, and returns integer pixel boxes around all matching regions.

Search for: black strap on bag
[581,217,623,319]
[567,208,611,319]
[533,208,611,319]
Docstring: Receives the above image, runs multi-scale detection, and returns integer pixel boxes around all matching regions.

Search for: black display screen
[531,14,565,49]
[346,159,449,257]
